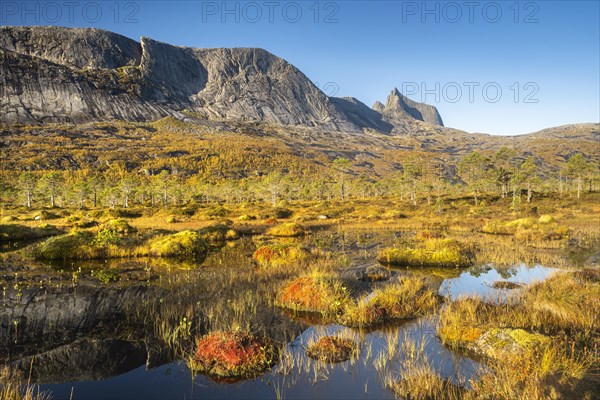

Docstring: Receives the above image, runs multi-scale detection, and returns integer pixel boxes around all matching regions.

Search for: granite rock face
[378,88,444,127]
[330,97,394,133]
[0,26,443,132]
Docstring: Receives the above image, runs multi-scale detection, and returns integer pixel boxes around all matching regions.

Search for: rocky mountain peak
[381,87,444,126]
[0,26,444,133]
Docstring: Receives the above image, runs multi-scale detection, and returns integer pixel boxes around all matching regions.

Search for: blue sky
[3,1,599,135]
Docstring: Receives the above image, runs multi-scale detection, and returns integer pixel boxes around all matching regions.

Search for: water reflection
[0,231,566,399]
[440,263,559,300]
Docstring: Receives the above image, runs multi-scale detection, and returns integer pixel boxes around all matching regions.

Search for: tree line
[0,149,597,210]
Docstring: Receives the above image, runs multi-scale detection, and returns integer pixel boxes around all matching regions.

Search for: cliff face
[0,26,442,132]
[379,88,444,127]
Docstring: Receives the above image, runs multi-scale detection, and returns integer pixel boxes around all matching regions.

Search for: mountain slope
[0,26,443,133]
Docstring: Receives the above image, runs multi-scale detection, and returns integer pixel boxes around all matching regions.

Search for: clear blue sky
[3,0,599,135]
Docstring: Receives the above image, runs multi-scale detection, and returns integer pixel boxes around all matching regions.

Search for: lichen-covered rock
[474,328,550,360]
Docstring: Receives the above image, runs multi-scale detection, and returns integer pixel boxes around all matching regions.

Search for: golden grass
[438,269,600,399]
[267,222,305,237]
[252,243,307,268]
[342,276,439,328]
[377,239,473,268]
[275,269,351,315]
[305,336,358,363]
[0,366,50,400]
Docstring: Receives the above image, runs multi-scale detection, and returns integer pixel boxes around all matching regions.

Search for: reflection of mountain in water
[1,281,171,382]
[12,338,147,383]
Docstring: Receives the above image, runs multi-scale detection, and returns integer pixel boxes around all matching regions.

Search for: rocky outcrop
[0,47,175,123]
[378,88,444,126]
[331,97,393,133]
[0,26,443,133]
[0,26,141,69]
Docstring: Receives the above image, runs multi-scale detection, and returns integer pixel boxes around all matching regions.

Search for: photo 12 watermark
[401,81,540,104]
[313,81,340,97]
[401,1,539,23]
[0,1,140,24]
[200,1,340,24]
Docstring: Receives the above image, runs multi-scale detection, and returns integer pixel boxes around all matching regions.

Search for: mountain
[0,26,441,133]
[376,88,444,127]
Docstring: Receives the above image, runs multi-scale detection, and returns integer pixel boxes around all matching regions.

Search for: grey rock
[0,26,443,133]
[381,88,444,126]
[0,26,141,69]
[331,97,394,133]
[372,101,385,113]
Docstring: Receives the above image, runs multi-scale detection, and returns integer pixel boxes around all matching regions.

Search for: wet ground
[1,229,560,399]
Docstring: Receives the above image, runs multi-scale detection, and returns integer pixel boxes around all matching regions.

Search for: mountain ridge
[0,25,443,133]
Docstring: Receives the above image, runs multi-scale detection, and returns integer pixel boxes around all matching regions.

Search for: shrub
[377,239,473,268]
[273,207,293,219]
[190,331,276,378]
[150,230,208,260]
[34,210,59,220]
[414,229,445,241]
[93,228,121,246]
[204,205,229,218]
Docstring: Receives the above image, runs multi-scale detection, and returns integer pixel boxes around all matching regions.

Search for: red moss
[191,331,276,378]
[252,246,276,263]
[277,277,326,312]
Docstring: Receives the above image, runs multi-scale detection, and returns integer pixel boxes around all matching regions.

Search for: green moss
[482,217,569,242]
[103,218,135,235]
[267,222,305,237]
[0,224,62,241]
[150,230,208,260]
[35,232,97,260]
[377,239,472,268]
[198,224,239,248]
